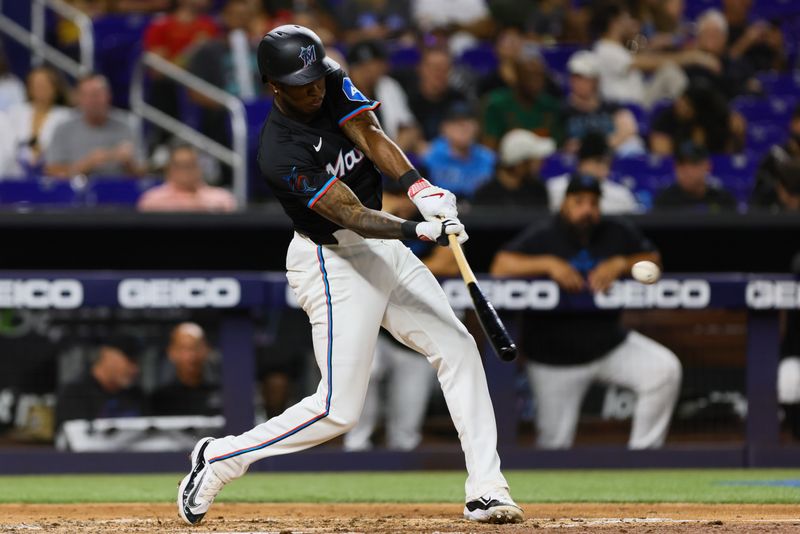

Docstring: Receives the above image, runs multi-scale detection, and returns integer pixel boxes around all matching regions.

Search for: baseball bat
[447,234,517,362]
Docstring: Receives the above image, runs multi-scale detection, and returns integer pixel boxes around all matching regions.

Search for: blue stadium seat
[85,177,162,206]
[389,46,421,70]
[0,179,77,205]
[540,153,575,179]
[732,96,797,125]
[93,14,152,109]
[540,45,583,74]
[457,43,498,76]
[711,154,756,204]
[757,72,800,97]
[683,0,721,20]
[621,104,650,136]
[759,0,800,17]
[612,155,674,210]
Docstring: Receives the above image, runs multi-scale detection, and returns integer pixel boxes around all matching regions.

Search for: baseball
[631,261,661,284]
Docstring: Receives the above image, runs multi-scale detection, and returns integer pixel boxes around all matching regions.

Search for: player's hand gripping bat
[447,234,517,362]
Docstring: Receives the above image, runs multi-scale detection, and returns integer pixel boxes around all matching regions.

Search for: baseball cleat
[177,437,224,525]
[463,492,524,524]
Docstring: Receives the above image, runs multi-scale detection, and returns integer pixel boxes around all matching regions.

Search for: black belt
[296,229,338,245]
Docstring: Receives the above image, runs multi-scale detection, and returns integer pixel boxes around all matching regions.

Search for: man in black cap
[653,141,738,212]
[55,334,146,430]
[178,24,522,526]
[491,174,681,449]
[546,131,640,214]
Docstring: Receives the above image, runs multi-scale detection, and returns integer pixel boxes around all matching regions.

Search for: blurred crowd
[0,0,795,213]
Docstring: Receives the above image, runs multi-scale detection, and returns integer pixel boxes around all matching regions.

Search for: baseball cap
[567,50,599,78]
[499,129,556,166]
[443,100,476,122]
[566,173,603,196]
[101,334,144,362]
[577,131,610,161]
[675,141,710,163]
[346,40,387,66]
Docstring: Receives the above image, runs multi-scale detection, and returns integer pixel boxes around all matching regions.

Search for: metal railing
[0,0,94,77]
[130,52,248,206]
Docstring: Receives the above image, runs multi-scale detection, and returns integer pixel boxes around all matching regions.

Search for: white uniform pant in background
[343,333,437,451]
[205,231,508,500]
[527,331,682,449]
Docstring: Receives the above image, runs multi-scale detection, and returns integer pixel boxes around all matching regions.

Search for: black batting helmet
[257,25,340,86]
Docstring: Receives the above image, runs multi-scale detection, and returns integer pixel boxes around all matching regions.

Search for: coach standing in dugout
[491,174,682,449]
[177,25,523,526]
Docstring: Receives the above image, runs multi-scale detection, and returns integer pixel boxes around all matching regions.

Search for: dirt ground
[2,503,800,533]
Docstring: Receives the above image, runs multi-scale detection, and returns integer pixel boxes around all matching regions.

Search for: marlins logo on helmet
[298,45,316,68]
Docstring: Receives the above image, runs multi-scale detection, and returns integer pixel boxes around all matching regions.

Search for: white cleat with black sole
[177,437,225,525]
[463,492,524,524]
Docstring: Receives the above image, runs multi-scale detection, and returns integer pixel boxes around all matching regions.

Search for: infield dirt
[1,503,799,533]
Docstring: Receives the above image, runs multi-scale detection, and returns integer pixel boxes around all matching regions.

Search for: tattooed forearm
[311,179,408,239]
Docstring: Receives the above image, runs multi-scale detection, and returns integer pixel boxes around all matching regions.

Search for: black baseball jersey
[258,69,383,244]
[502,216,657,365]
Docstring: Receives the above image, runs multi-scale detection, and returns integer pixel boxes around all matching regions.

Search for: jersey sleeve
[328,69,381,126]
[260,146,339,209]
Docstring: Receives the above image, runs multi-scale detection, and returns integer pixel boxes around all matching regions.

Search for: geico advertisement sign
[746,280,800,309]
[0,279,83,309]
[118,278,241,308]
[594,279,711,309]
[441,279,711,310]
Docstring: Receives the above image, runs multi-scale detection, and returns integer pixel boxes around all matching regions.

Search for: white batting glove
[414,218,469,246]
[407,178,458,222]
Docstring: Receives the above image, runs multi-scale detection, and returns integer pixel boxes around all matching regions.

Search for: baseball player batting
[177,25,523,525]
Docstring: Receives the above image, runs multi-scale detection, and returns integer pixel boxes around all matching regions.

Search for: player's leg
[384,336,436,450]
[526,361,597,448]
[380,243,521,522]
[343,335,390,451]
[179,236,390,524]
[595,330,682,449]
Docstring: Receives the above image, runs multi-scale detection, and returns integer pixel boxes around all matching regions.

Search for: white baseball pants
[343,332,437,451]
[205,230,509,500]
[527,330,682,449]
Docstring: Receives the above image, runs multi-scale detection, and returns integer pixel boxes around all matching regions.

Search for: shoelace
[197,470,224,504]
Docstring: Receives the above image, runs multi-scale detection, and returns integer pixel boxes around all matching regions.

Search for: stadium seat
[85,177,161,206]
[93,14,152,109]
[0,179,77,205]
[540,45,583,75]
[540,153,576,179]
[732,96,797,125]
[757,72,800,97]
[612,155,674,210]
[711,154,757,204]
[389,46,421,70]
[457,44,498,76]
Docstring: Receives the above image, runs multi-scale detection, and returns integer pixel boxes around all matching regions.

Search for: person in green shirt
[481,43,563,149]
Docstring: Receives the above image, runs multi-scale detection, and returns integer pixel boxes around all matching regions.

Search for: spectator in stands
[637,0,690,51]
[345,40,421,152]
[591,0,718,108]
[151,323,221,416]
[422,101,495,199]
[751,104,800,208]
[652,141,738,212]
[411,0,495,51]
[45,74,145,178]
[685,9,758,100]
[6,66,71,178]
[723,0,785,73]
[750,161,800,213]
[547,132,640,214]
[489,0,566,42]
[187,0,262,147]
[473,128,552,209]
[481,43,561,149]
[137,142,237,212]
[0,44,25,112]
[650,81,745,156]
[143,0,220,148]
[55,335,146,429]
[401,47,469,146]
[490,174,682,449]
[561,50,645,157]
[335,0,413,45]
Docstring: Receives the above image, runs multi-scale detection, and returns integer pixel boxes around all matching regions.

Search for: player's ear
[267,80,279,96]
